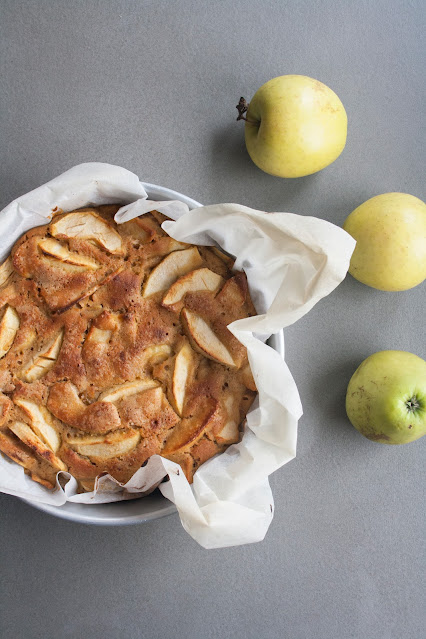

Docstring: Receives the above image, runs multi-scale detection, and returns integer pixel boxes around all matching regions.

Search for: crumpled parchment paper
[0,163,355,548]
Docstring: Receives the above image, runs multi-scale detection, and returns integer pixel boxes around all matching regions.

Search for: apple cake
[0,205,257,492]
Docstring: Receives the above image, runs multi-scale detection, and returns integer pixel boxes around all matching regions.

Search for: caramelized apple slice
[9,421,66,471]
[13,398,61,453]
[161,238,190,253]
[21,329,64,382]
[50,210,124,255]
[142,247,203,297]
[0,430,56,488]
[162,398,218,455]
[70,430,140,460]
[122,213,163,241]
[98,378,159,403]
[120,219,151,243]
[38,239,99,270]
[216,273,248,307]
[162,268,224,307]
[0,257,14,287]
[53,266,124,315]
[172,343,195,415]
[0,306,20,359]
[181,308,235,367]
[211,247,235,268]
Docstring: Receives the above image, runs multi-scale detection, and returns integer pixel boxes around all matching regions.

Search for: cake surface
[0,205,257,491]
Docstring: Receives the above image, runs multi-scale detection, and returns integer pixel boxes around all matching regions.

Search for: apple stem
[406,395,420,412]
[236,97,258,125]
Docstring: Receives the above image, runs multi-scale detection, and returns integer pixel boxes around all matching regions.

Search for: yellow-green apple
[346,350,426,444]
[343,193,426,291]
[238,75,347,178]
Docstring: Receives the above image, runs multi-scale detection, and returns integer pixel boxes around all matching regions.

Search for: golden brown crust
[0,206,257,490]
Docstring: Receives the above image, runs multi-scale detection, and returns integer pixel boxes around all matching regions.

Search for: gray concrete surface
[0,1,425,638]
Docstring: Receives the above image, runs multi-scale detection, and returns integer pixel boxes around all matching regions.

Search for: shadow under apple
[208,122,315,211]
[307,357,363,440]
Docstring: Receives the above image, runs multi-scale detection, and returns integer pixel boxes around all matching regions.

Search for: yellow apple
[242,75,347,178]
[346,350,426,445]
[343,193,426,291]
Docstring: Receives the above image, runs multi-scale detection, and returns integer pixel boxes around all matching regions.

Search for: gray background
[0,1,425,638]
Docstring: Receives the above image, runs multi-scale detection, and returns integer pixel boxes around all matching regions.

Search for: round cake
[0,206,257,491]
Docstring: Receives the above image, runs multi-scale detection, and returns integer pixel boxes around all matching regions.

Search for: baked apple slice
[120,215,163,243]
[162,398,218,455]
[9,421,66,471]
[215,419,240,445]
[142,247,203,297]
[172,342,196,415]
[50,209,124,255]
[0,429,57,488]
[38,238,99,270]
[98,378,159,403]
[0,305,20,359]
[214,394,244,445]
[84,311,121,347]
[181,308,235,367]
[216,273,248,308]
[0,256,14,288]
[86,326,111,345]
[69,429,140,460]
[211,246,235,269]
[53,266,124,315]
[143,344,172,366]
[13,398,61,453]
[0,393,12,427]
[162,268,224,307]
[21,329,64,382]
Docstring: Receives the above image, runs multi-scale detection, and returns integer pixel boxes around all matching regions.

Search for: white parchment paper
[0,163,355,548]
